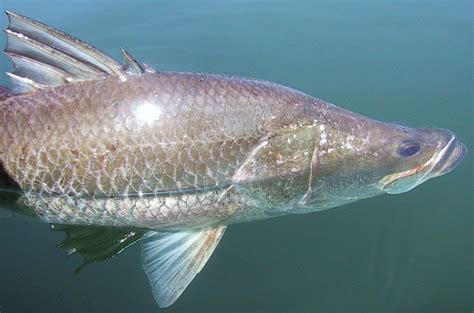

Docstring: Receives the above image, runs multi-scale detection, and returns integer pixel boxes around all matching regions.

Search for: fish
[0,11,467,308]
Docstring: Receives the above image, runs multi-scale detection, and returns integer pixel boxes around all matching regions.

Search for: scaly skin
[0,71,394,230]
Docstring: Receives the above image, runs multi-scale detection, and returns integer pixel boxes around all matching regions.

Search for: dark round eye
[397,141,421,157]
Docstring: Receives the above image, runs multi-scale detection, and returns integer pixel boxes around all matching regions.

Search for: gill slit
[298,141,320,206]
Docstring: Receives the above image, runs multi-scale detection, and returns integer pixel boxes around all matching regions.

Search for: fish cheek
[238,172,310,211]
[232,128,316,209]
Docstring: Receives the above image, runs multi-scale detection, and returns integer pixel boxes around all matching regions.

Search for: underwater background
[0,1,471,312]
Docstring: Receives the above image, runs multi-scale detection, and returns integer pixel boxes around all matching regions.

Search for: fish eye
[397,141,421,157]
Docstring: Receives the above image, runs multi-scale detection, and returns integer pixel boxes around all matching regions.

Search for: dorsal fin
[121,48,145,75]
[4,11,154,94]
[119,48,156,75]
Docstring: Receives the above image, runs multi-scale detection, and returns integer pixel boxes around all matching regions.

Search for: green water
[0,1,472,312]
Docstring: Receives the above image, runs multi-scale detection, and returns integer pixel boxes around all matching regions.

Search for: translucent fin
[52,224,145,273]
[141,226,226,308]
[6,72,45,94]
[7,52,72,86]
[4,11,155,93]
[120,48,146,75]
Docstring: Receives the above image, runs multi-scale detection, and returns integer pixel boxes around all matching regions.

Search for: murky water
[0,1,472,312]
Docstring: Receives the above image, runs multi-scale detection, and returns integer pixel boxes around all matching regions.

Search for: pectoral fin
[52,224,145,273]
[141,226,226,308]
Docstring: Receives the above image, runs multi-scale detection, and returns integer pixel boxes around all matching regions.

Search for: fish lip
[430,141,467,177]
[425,134,458,177]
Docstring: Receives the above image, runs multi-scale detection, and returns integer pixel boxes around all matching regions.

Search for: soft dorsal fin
[4,11,154,94]
[141,227,226,308]
[52,224,145,273]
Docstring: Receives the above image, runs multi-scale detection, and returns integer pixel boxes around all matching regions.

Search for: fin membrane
[4,11,153,94]
[141,226,226,308]
[52,224,145,273]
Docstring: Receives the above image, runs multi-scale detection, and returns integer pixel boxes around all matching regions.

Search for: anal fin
[141,226,226,308]
[52,224,145,273]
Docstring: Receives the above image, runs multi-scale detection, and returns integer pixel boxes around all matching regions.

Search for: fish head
[378,126,467,194]
[296,121,467,212]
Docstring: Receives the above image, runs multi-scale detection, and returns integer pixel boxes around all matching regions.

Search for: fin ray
[3,11,155,94]
[5,27,106,87]
[6,11,122,74]
[6,52,70,86]
[120,48,146,75]
[53,224,145,273]
[141,227,226,308]
[6,72,44,93]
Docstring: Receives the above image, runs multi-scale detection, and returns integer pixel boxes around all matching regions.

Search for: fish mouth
[430,140,467,177]
[381,134,467,194]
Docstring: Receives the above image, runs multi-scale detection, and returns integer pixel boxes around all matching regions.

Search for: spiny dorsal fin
[141,226,226,308]
[121,48,146,75]
[4,11,155,94]
[52,224,145,273]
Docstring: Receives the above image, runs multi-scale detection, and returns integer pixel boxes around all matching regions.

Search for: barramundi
[0,11,467,308]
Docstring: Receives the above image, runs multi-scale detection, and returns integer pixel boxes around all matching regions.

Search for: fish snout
[431,141,468,177]
[418,127,454,147]
[423,128,467,178]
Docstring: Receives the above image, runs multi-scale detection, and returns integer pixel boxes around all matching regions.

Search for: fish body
[0,71,394,230]
[0,12,467,308]
[0,72,342,229]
